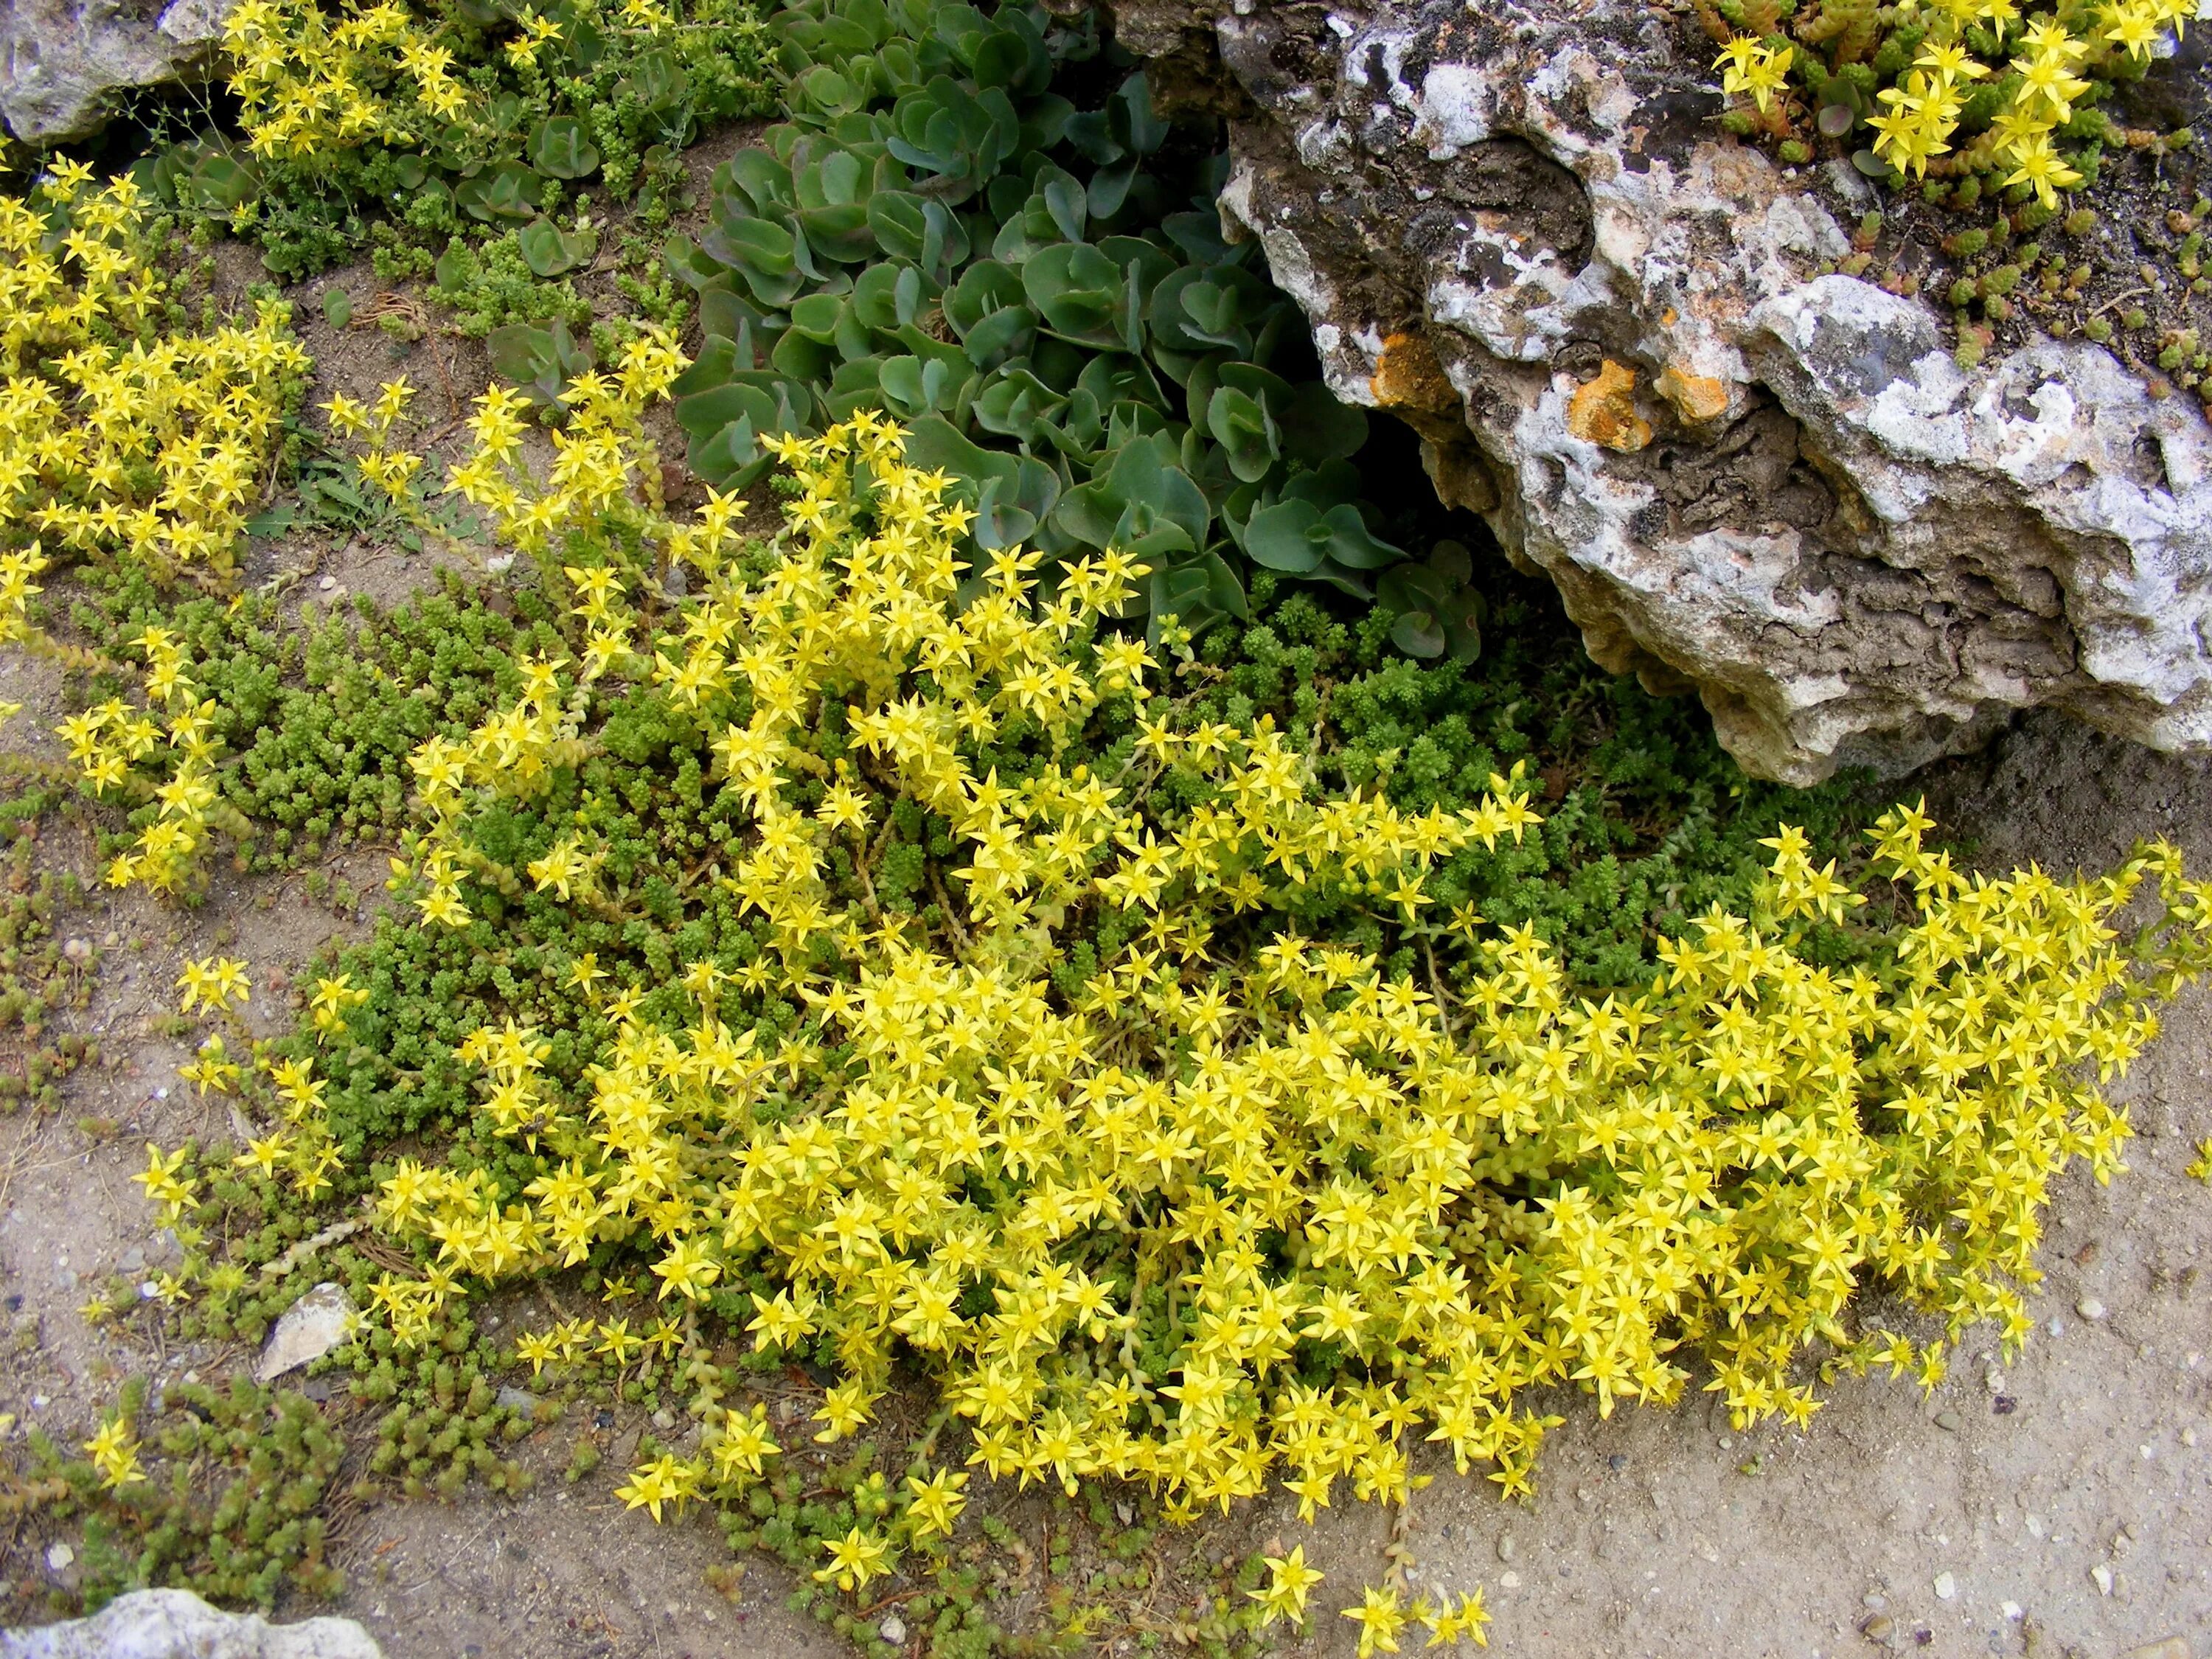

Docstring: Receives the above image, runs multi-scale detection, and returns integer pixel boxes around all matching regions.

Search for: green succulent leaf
[1206,386,1280,484]
[486,317,594,406]
[517,217,590,277]
[1241,499,1330,574]
[456,162,541,223]
[700,209,810,306]
[528,116,602,179]
[1279,380,1370,465]
[1390,611,1448,658]
[619,47,692,114]
[851,261,931,333]
[1023,243,1141,352]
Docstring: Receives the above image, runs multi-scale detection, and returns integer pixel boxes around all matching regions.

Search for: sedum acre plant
[209,414,2212,1584]
[0,165,307,584]
[1708,0,2197,204]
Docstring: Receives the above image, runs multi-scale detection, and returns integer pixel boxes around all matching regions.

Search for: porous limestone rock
[1,0,232,144]
[0,1590,380,1658]
[1119,0,2212,782]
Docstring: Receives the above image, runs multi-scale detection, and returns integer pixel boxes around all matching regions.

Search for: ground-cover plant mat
[133,0,779,279]
[41,410,2208,1657]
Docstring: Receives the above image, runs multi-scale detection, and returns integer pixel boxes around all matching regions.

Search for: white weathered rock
[1120,0,2212,782]
[253,1281,357,1383]
[0,1589,380,1658]
[0,0,234,144]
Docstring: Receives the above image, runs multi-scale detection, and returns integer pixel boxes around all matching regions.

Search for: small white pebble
[318,574,337,591]
[1933,1572,1957,1601]
[2076,1297,2107,1321]
[1498,1572,1520,1590]
[45,1543,72,1573]
[2000,1602,2023,1621]
[2025,1514,2045,1538]
[2092,1564,2115,1596]
[2183,1427,2198,1447]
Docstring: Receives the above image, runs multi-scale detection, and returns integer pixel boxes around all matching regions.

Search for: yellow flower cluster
[58,627,236,893]
[83,1418,144,1491]
[323,378,424,502]
[1341,1582,1490,1655]
[0,165,307,581]
[326,416,2212,1534]
[1717,35,1795,114]
[444,330,695,571]
[1721,0,2197,206]
[223,0,476,159]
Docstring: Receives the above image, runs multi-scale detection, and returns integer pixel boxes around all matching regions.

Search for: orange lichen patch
[1369,332,1456,412]
[1655,363,1731,424]
[1566,360,1653,452]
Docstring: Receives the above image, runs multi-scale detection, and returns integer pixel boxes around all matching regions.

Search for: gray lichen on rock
[1121,0,2212,783]
[1,0,232,144]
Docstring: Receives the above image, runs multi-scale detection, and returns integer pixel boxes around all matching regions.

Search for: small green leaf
[321,288,352,330]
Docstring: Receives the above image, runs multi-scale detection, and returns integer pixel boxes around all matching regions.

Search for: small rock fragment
[2093,1564,2115,1596]
[1933,1409,1962,1431]
[1933,1571,1957,1601]
[44,1543,73,1573]
[1495,1534,1516,1563]
[2120,1639,2190,1659]
[0,1586,381,1656]
[878,1615,908,1646]
[2076,1297,2107,1321]
[1860,1613,1895,1644]
[253,1283,357,1383]
[1564,361,1652,453]
[1654,362,1731,424]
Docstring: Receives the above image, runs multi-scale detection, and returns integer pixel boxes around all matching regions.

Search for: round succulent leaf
[1427,537,1474,585]
[518,217,588,277]
[1088,157,1138,220]
[1444,612,1484,664]
[1023,241,1132,349]
[1376,563,1455,616]
[1321,501,1407,570]
[959,305,1036,370]
[1240,498,1331,573]
[1391,610,1448,658]
[529,116,602,179]
[661,233,724,291]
